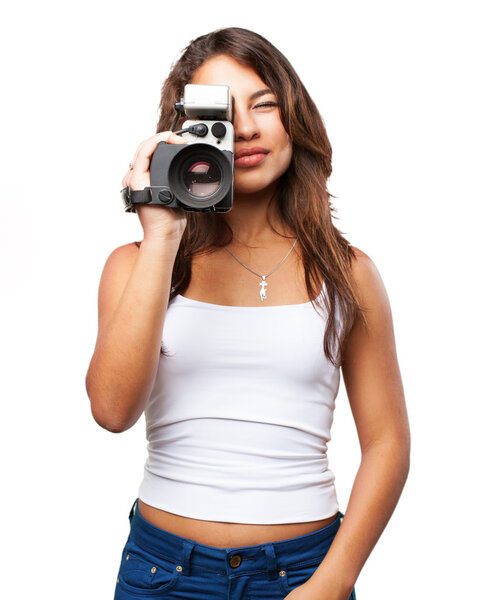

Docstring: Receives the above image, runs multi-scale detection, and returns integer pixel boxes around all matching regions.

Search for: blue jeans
[114,498,357,599]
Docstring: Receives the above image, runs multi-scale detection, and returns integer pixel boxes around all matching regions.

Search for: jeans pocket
[279,555,326,595]
[116,538,181,597]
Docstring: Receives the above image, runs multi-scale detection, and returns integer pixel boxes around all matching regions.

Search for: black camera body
[123,84,234,213]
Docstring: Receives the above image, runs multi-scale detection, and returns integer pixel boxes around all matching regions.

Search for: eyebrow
[249,88,274,101]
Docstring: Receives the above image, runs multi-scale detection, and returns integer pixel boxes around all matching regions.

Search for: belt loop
[262,544,278,580]
[128,498,138,523]
[180,541,196,577]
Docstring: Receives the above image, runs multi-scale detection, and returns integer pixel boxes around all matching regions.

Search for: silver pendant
[259,276,268,302]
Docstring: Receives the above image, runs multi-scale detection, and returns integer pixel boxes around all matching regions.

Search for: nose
[233,105,260,142]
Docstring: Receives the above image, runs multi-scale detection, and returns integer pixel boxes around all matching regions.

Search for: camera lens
[168,143,232,209]
[183,160,221,197]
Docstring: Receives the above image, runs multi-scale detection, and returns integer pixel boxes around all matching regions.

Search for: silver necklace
[223,238,298,302]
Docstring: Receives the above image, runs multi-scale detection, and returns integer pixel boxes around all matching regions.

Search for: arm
[305,249,411,599]
[85,238,180,433]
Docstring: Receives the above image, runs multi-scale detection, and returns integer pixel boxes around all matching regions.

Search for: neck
[224,184,294,248]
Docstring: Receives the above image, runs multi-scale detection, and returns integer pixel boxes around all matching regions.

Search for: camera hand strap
[120,187,152,213]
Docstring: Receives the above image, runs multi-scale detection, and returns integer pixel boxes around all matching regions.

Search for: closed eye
[253,102,278,109]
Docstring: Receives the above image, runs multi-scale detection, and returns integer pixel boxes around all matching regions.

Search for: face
[190,55,293,197]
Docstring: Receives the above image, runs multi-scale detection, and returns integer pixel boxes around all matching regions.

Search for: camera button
[158,190,174,204]
[212,122,227,139]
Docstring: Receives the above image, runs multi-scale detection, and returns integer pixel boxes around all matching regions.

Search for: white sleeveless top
[138,281,343,524]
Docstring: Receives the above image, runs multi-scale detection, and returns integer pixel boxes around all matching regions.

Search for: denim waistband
[127,498,344,580]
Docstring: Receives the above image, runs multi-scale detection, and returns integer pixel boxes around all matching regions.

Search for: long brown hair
[147,27,366,367]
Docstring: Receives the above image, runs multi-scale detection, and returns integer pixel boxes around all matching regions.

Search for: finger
[122,168,133,188]
[132,132,187,174]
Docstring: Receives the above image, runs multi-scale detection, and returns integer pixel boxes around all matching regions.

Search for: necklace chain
[222,238,298,302]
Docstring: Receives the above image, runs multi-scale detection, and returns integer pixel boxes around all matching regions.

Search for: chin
[233,173,276,197]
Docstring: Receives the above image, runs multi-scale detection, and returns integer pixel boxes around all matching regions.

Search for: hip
[114,498,356,599]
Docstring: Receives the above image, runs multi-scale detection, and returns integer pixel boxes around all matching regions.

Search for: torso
[137,500,337,548]
[137,235,336,548]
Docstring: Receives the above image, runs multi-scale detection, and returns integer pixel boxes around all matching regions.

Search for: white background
[1,1,477,598]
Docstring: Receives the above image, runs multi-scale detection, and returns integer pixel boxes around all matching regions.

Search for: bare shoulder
[348,245,390,318]
[342,246,408,451]
[109,240,141,255]
[99,241,140,284]
[349,245,378,281]
[96,241,141,336]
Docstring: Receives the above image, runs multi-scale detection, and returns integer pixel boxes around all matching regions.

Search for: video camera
[122,84,234,213]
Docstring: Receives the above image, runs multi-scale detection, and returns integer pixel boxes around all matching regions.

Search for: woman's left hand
[283,582,316,599]
[283,580,348,600]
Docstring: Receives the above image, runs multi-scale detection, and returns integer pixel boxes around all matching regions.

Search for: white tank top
[138,281,343,524]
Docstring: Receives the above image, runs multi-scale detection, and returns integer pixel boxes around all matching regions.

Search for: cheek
[276,134,293,173]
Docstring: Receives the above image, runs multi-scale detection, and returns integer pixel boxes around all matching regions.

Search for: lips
[234,147,270,168]
[234,147,270,159]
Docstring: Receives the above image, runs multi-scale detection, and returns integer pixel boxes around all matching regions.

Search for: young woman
[86,27,410,600]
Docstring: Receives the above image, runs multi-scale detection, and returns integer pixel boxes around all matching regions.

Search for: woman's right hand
[122,131,188,243]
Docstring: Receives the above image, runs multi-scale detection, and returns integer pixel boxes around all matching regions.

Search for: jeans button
[229,554,242,568]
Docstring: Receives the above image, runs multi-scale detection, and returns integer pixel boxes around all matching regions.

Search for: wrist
[306,568,355,600]
[139,235,182,254]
